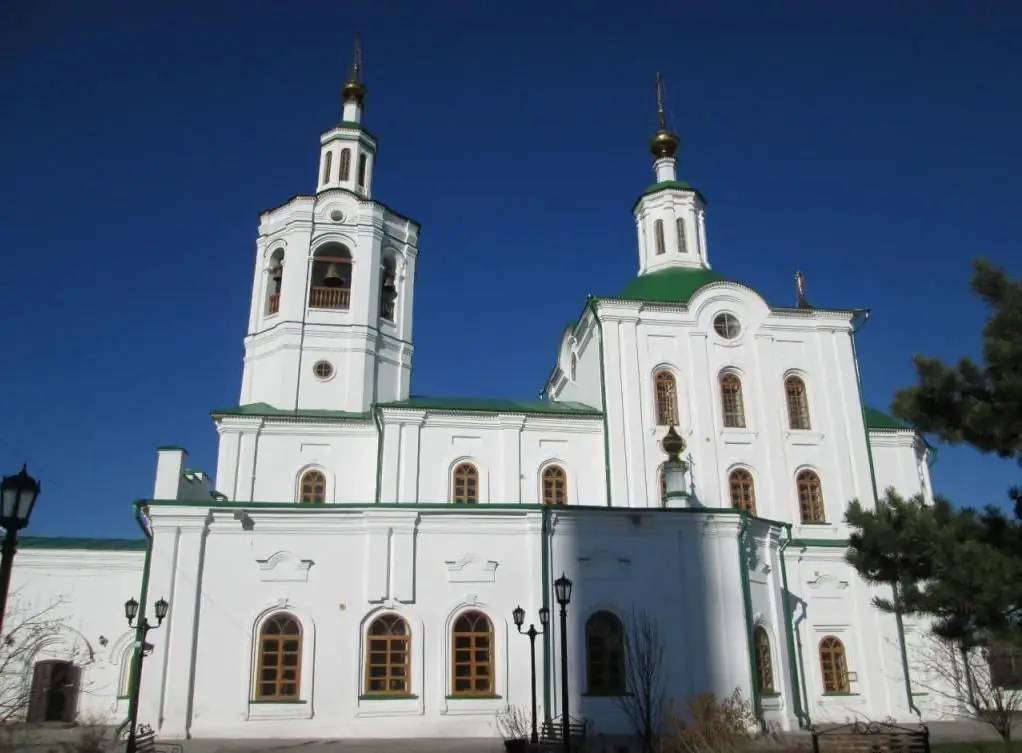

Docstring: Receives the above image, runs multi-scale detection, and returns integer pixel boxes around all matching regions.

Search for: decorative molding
[444,555,499,584]
[256,551,314,583]
[806,571,850,590]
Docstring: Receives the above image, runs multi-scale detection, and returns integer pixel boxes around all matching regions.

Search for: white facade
[8,71,948,741]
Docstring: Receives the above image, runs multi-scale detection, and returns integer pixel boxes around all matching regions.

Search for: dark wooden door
[26,661,79,723]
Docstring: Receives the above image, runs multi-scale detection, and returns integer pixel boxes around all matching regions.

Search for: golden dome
[342,78,367,105]
[650,128,680,159]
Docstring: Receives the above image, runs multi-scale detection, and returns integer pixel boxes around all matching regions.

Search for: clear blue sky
[2,2,1019,539]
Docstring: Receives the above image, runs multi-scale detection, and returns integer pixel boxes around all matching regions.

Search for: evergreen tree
[845,259,1022,647]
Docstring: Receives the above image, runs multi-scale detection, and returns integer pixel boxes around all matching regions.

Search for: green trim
[248,699,307,704]
[541,505,552,722]
[358,693,419,700]
[821,692,861,697]
[377,396,602,417]
[587,298,613,506]
[863,406,910,431]
[778,525,808,728]
[445,693,502,700]
[141,498,549,511]
[632,181,707,211]
[211,402,371,421]
[851,312,921,718]
[19,537,147,551]
[373,409,384,504]
[116,695,130,701]
[128,503,154,701]
[800,521,830,526]
[155,446,188,453]
[736,517,762,727]
[788,538,849,549]
[334,120,378,141]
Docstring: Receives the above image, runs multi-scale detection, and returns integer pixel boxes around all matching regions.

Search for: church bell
[323,263,346,288]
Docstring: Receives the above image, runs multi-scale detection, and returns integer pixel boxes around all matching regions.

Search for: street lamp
[0,466,41,637]
[554,573,573,753]
[661,425,690,507]
[124,596,169,753]
[513,603,550,744]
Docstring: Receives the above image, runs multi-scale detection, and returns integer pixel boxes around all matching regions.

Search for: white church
[8,49,946,742]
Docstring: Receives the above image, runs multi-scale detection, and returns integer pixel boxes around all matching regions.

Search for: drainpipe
[779,524,809,728]
[737,516,763,728]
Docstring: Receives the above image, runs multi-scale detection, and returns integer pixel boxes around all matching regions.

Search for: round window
[713,313,741,340]
[312,360,334,380]
[329,209,344,222]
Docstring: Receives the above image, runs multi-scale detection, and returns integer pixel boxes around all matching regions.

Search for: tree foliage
[845,260,1022,647]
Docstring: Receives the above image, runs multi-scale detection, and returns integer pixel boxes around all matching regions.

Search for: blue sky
[2,2,1019,539]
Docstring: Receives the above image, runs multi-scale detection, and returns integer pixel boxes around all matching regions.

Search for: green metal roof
[211,402,370,420]
[19,537,147,551]
[863,406,910,431]
[611,267,733,304]
[378,396,602,416]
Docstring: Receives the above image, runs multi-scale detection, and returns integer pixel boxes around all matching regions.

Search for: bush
[658,688,759,753]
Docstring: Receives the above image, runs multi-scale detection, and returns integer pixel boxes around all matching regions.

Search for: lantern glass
[0,466,40,529]
[154,598,169,621]
[512,605,525,628]
[553,574,573,606]
[124,598,139,622]
[539,606,550,626]
[664,459,688,497]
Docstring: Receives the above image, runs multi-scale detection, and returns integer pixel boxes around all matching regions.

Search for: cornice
[16,550,144,571]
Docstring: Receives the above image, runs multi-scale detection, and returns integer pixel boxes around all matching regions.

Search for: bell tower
[634,73,709,275]
[238,35,420,415]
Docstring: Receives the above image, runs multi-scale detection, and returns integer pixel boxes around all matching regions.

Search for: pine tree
[845,259,1022,647]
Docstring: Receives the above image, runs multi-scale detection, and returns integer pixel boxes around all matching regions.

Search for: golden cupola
[649,72,680,159]
[342,32,367,106]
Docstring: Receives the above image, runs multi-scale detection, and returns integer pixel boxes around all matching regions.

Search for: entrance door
[26,661,80,723]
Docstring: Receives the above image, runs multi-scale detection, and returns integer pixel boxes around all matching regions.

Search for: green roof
[211,402,370,420]
[378,396,602,416]
[864,406,910,431]
[613,267,733,304]
[19,537,147,552]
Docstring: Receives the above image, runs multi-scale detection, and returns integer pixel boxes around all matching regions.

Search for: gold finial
[649,71,680,159]
[342,32,367,106]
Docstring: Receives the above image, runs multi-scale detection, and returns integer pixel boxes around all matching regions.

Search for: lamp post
[124,596,169,753]
[553,573,573,753]
[0,466,41,637]
[661,425,690,508]
[513,603,550,744]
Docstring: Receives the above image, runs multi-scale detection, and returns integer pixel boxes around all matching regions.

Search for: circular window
[713,313,741,340]
[312,360,334,380]
[329,209,344,222]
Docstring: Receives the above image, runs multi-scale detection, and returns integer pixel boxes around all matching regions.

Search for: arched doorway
[26,660,80,723]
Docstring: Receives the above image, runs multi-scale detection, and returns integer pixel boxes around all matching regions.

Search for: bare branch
[614,609,668,753]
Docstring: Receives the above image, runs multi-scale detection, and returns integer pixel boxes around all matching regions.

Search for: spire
[341,32,367,121]
[648,72,680,183]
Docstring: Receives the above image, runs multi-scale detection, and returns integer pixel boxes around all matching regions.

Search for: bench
[133,723,184,753]
[811,721,930,753]
[534,717,588,752]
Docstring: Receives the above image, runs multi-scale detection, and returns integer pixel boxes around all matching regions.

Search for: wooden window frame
[298,469,326,504]
[452,462,479,503]
[339,148,352,181]
[255,613,303,701]
[653,370,679,426]
[676,217,687,254]
[585,611,626,696]
[796,470,826,522]
[729,469,756,515]
[450,610,495,696]
[541,465,567,506]
[754,626,775,693]
[819,635,850,693]
[719,373,746,428]
[785,376,811,430]
[321,151,333,185]
[653,219,666,255]
[364,614,412,696]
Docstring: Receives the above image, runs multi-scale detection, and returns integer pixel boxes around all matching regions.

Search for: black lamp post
[0,466,41,637]
[513,603,550,744]
[554,573,573,753]
[124,596,169,753]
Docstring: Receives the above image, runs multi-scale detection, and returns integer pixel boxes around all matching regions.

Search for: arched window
[321,151,333,185]
[365,614,411,695]
[542,465,567,505]
[451,610,494,695]
[653,219,666,255]
[298,469,326,504]
[754,626,774,693]
[357,154,368,189]
[380,257,398,321]
[729,469,756,515]
[452,463,479,503]
[676,217,687,254]
[255,613,302,700]
[266,249,284,316]
[654,370,679,426]
[309,243,352,310]
[719,373,746,428]
[585,611,626,696]
[796,470,825,522]
[819,636,849,693]
[339,149,352,181]
[785,376,811,430]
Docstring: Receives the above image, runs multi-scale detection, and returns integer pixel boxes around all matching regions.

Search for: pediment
[255,551,314,583]
[444,554,499,583]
